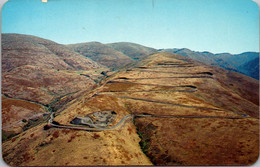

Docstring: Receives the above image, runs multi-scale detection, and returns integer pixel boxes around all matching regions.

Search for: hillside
[215,52,259,69]
[2,34,109,138]
[67,42,135,69]
[162,48,259,79]
[107,42,156,60]
[238,57,259,80]
[2,51,258,166]
[2,95,47,140]
[163,48,217,65]
[2,34,102,72]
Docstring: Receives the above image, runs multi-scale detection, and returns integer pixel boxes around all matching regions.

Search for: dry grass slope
[2,51,259,166]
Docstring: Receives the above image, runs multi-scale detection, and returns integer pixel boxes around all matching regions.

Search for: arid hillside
[162,48,259,80]
[2,95,47,140]
[1,34,109,139]
[107,42,156,60]
[2,51,258,166]
[2,34,102,72]
[67,42,135,69]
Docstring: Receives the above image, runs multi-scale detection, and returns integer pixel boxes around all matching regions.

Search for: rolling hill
[2,34,102,72]
[238,57,259,80]
[1,34,109,138]
[2,51,258,166]
[107,42,156,60]
[162,48,259,79]
[215,52,259,69]
[67,42,135,69]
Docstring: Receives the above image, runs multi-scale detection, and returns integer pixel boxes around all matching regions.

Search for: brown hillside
[2,51,258,166]
[2,96,47,140]
[67,42,135,69]
[2,65,97,105]
[1,33,108,104]
[107,42,156,60]
[1,34,109,138]
[2,33,102,72]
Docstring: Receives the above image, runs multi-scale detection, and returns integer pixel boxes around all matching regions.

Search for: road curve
[48,113,138,131]
[45,63,248,132]
[47,111,247,132]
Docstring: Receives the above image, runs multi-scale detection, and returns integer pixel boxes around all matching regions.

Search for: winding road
[45,63,248,132]
[47,89,247,131]
[47,110,247,132]
[48,113,149,131]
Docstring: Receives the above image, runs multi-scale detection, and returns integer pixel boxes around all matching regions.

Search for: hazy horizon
[2,0,259,54]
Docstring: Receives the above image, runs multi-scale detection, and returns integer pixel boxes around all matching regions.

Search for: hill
[162,48,259,79]
[2,51,258,166]
[215,52,259,69]
[2,34,108,138]
[107,42,156,60]
[67,42,135,69]
[163,48,217,65]
[2,34,102,72]
[238,57,259,80]
[2,95,47,140]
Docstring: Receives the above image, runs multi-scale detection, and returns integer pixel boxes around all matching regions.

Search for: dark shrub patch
[93,133,100,139]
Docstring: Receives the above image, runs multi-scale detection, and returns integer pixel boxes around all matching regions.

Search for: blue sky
[1,0,259,54]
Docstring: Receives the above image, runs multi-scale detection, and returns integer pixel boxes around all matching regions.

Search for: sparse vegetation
[67,135,76,143]
[22,115,49,132]
[93,133,100,139]
[124,103,132,114]
[136,128,151,155]
[2,35,259,166]
[52,131,60,138]
[2,130,17,142]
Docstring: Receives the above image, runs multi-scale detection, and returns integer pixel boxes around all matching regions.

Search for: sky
[1,0,259,54]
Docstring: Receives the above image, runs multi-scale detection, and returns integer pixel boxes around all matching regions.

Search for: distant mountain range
[160,48,259,80]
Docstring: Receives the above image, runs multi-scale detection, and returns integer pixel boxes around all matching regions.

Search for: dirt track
[46,60,248,132]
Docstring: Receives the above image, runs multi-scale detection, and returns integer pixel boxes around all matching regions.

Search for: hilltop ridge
[161,48,259,79]
[107,42,156,60]
[67,42,135,69]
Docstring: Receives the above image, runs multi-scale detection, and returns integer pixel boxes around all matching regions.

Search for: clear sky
[1,0,259,54]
